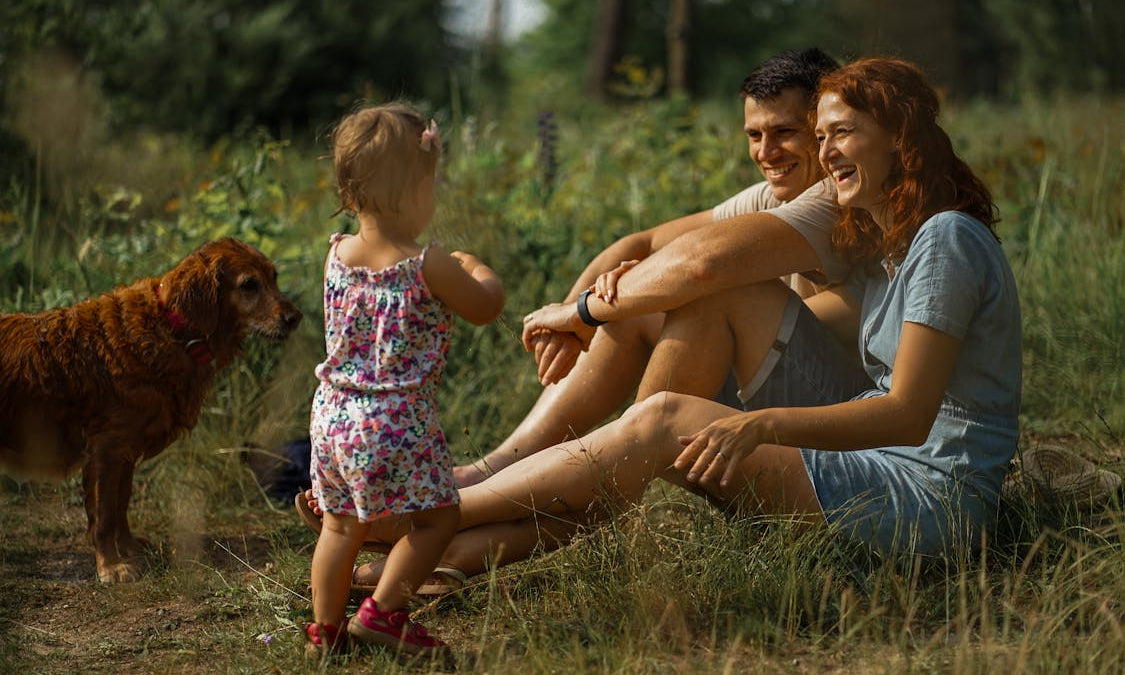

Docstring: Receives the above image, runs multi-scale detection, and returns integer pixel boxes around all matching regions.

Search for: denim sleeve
[898,212,991,340]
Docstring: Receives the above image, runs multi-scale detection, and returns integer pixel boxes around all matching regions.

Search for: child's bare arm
[423,246,504,325]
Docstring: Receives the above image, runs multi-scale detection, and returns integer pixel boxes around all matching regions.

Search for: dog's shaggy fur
[0,238,301,582]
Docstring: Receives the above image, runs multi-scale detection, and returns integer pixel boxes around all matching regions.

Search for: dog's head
[161,238,302,344]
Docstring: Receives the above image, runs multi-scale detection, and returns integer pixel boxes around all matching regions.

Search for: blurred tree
[587,0,628,99]
[1,0,457,141]
[520,0,844,101]
[665,0,692,96]
[829,0,1006,97]
[471,0,510,117]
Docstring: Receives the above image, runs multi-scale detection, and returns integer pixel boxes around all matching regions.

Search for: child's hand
[449,250,480,269]
[424,248,504,325]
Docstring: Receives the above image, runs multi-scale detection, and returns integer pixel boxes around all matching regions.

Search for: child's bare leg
[373,504,459,611]
[311,512,369,626]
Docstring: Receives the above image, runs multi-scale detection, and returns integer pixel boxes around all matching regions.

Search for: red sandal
[305,621,347,658]
[347,597,447,655]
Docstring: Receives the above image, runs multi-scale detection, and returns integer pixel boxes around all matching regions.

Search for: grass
[1,93,1123,672]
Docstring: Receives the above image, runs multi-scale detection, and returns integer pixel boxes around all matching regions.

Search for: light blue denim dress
[799,211,1022,558]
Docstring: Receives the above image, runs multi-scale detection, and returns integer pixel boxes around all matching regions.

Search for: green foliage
[0,0,454,140]
[513,0,1125,104]
[985,0,1125,95]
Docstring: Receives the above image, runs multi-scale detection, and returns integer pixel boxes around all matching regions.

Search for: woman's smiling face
[815,92,899,227]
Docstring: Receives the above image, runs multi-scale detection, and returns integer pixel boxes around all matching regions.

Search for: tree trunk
[586,0,627,99]
[484,0,503,65]
[666,0,692,96]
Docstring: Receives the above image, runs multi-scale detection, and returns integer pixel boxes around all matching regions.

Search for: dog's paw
[115,535,152,559]
[97,560,144,584]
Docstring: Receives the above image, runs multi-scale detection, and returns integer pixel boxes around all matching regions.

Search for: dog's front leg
[83,451,144,583]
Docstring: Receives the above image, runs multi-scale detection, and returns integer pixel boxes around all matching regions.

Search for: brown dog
[0,238,301,582]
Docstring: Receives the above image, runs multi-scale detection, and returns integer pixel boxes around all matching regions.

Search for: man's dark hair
[740,48,839,101]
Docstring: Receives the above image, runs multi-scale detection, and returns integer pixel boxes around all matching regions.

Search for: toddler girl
[305,103,504,657]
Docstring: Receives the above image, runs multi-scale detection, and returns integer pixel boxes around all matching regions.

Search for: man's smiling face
[743,86,823,202]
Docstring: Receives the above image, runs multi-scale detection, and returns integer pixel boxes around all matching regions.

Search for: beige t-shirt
[711,177,845,296]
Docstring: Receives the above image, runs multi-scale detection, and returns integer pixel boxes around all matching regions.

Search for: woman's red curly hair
[819,58,999,268]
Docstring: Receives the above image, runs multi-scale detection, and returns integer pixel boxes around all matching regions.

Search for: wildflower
[536,111,558,198]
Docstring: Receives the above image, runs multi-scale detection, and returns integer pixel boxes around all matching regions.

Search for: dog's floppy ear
[161,241,227,337]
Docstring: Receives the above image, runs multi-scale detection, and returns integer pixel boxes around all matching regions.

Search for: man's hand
[521,301,598,351]
[526,330,584,385]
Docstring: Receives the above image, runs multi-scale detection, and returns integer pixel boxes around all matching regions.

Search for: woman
[312,57,1022,585]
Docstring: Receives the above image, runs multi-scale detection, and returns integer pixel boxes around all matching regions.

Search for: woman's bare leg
[353,514,582,585]
[455,314,664,486]
[457,391,822,531]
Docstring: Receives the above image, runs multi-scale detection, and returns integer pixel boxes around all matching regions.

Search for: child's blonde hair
[331,103,440,217]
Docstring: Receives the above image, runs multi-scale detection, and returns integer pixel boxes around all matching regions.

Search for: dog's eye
[239,278,261,293]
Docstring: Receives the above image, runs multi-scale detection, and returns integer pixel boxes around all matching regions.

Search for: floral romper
[309,233,458,522]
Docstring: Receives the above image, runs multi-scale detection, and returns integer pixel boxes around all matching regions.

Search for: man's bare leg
[455,313,664,486]
[637,281,790,402]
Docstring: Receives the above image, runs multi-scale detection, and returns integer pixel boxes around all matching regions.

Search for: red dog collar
[154,282,214,365]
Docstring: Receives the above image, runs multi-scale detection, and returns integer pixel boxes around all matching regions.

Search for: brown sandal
[415,566,467,597]
[349,561,466,598]
[293,492,394,553]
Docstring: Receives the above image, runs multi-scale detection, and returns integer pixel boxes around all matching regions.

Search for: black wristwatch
[577,289,606,327]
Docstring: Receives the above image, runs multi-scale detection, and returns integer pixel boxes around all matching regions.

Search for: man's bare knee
[599,312,664,349]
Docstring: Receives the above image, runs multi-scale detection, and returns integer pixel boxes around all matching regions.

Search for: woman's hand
[593,259,640,303]
[675,411,770,488]
[521,301,598,352]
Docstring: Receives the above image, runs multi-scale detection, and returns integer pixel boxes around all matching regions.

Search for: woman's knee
[626,390,695,427]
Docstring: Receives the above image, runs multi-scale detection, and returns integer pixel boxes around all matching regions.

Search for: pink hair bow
[420,119,440,152]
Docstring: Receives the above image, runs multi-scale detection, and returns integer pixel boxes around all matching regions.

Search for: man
[454,47,848,487]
